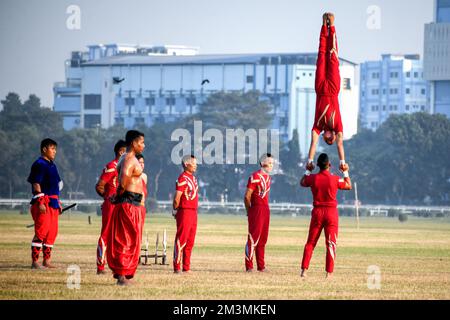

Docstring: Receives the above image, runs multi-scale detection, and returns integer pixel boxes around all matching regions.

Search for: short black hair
[136,153,144,161]
[114,139,127,156]
[317,153,330,170]
[125,130,144,146]
[40,138,57,153]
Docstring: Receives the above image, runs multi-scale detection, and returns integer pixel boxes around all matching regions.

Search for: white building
[53,44,359,156]
[359,54,430,131]
[423,0,450,118]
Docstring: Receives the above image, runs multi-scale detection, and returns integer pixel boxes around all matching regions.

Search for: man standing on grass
[172,155,199,274]
[95,139,126,275]
[136,153,148,241]
[300,153,351,279]
[244,153,274,272]
[27,138,63,269]
[106,130,145,286]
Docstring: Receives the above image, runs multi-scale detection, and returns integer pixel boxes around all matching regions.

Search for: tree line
[1,91,449,206]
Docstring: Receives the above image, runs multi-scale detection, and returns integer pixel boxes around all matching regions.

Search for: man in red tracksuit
[95,140,126,274]
[300,153,351,279]
[244,153,274,272]
[173,155,199,274]
[306,13,347,173]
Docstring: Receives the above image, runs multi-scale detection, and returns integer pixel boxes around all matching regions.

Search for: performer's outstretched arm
[306,130,320,170]
[338,169,352,190]
[336,132,345,162]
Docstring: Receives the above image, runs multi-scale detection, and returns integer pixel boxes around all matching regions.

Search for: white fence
[1,198,449,217]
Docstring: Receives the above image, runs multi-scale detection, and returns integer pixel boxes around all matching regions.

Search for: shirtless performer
[106,130,145,286]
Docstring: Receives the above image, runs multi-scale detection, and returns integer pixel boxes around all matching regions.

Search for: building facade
[423,0,450,118]
[53,44,358,155]
[359,54,430,131]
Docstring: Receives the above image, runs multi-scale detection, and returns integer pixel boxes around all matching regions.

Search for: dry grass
[0,210,449,300]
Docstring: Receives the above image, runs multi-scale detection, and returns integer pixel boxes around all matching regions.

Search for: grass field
[0,210,449,300]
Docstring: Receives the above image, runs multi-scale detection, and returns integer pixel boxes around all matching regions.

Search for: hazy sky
[0,0,434,107]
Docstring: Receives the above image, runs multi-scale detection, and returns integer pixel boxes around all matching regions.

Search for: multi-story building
[424,0,450,118]
[359,54,430,131]
[53,44,359,155]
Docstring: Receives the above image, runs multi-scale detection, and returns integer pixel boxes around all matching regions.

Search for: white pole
[354,182,360,230]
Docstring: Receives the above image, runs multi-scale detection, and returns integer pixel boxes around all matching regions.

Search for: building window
[372,72,380,79]
[343,78,351,90]
[166,97,176,105]
[84,114,101,128]
[382,88,386,95]
[406,105,410,111]
[421,105,425,111]
[421,88,426,95]
[145,97,155,106]
[414,72,418,78]
[135,117,145,126]
[406,88,410,94]
[389,88,398,95]
[186,96,196,105]
[125,97,135,106]
[267,77,271,85]
[84,94,101,110]
[246,75,254,83]
[115,117,124,126]
[406,72,411,78]
[390,72,399,78]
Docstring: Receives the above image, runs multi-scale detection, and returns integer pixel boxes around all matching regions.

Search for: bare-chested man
[106,130,145,286]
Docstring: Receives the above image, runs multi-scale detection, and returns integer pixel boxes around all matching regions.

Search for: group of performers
[27,13,352,284]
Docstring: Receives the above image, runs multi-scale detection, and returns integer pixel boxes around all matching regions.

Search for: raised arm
[306,130,320,170]
[338,167,352,190]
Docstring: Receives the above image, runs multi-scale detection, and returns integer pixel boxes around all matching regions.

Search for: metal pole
[354,182,360,230]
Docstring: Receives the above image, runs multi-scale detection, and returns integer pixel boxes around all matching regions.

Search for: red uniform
[106,192,143,279]
[96,159,119,272]
[301,170,348,273]
[313,25,343,136]
[140,177,147,240]
[173,171,198,272]
[245,169,271,271]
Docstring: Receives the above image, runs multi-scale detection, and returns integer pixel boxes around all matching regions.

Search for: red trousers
[173,208,197,272]
[140,206,146,240]
[30,202,59,247]
[245,205,270,271]
[96,199,115,271]
[301,207,338,273]
[106,202,143,278]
